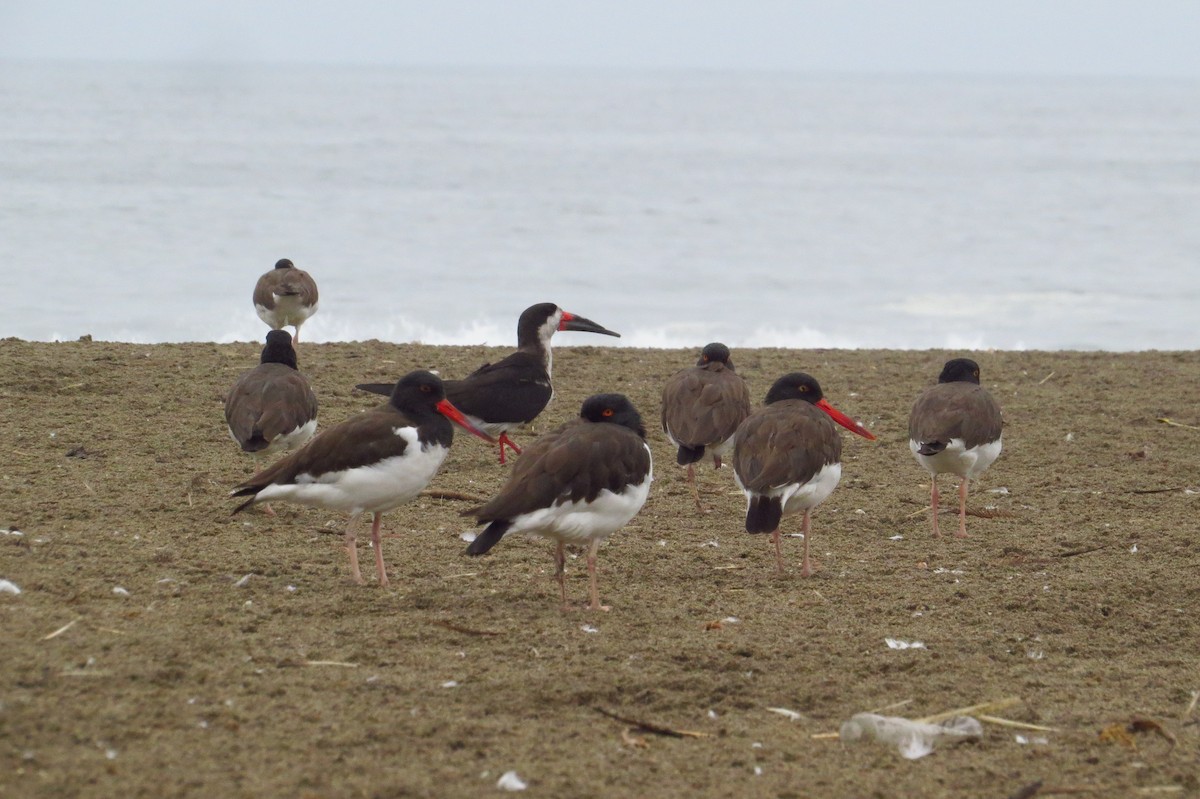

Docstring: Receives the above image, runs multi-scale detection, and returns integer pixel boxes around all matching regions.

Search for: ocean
[2,61,1198,350]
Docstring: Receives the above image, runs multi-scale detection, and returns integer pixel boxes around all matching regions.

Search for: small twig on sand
[1129,486,1191,495]
[1157,417,1200,431]
[303,660,359,668]
[917,697,1021,724]
[1038,371,1056,385]
[1055,544,1110,558]
[1184,690,1199,719]
[977,715,1059,732]
[594,707,709,738]
[43,619,80,641]
[966,508,1018,519]
[431,619,501,637]
[420,489,488,502]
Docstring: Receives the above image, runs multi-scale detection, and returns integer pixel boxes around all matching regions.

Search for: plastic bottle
[839,713,983,759]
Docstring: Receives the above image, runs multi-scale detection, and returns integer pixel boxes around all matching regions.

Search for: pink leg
[497,433,522,465]
[686,463,706,513]
[799,510,814,577]
[345,517,364,585]
[713,455,723,470]
[930,475,941,538]
[292,326,301,344]
[553,542,568,610]
[261,502,277,517]
[585,539,610,612]
[956,480,970,539]
[771,528,785,574]
[370,512,390,587]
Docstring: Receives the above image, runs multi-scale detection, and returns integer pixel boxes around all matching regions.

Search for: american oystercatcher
[356,303,619,464]
[733,373,875,576]
[230,371,492,587]
[660,342,751,511]
[908,357,1003,538]
[462,393,652,611]
[224,330,318,456]
[253,258,319,343]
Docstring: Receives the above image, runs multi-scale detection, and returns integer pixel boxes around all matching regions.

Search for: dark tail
[241,428,269,453]
[230,485,261,515]
[355,382,393,396]
[676,444,705,466]
[917,440,947,457]
[466,520,511,556]
[745,495,782,534]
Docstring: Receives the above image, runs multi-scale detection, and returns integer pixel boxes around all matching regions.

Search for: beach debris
[839,712,982,759]
[594,707,709,739]
[766,707,803,722]
[889,534,904,540]
[301,660,358,668]
[234,573,254,587]
[496,771,528,791]
[2,527,24,536]
[112,586,130,596]
[1157,417,1200,431]
[420,488,487,502]
[986,487,1010,495]
[1184,691,1199,719]
[1014,734,1049,745]
[43,619,79,640]
[1129,485,1192,495]
[1037,371,1055,384]
[430,619,501,637]
[885,638,926,650]
[580,625,599,634]
[460,531,477,543]
[441,680,459,688]
[0,579,21,595]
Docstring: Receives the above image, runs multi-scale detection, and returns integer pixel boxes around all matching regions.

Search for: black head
[260,330,298,369]
[697,342,733,368]
[938,358,982,385]
[764,372,824,405]
[516,302,619,345]
[389,370,447,413]
[580,393,646,438]
[274,258,295,270]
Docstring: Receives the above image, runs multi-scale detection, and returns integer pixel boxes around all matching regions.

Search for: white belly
[909,436,1002,480]
[736,462,842,517]
[256,436,448,514]
[256,294,317,329]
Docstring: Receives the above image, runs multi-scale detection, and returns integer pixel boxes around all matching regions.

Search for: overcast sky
[2,1,1199,77]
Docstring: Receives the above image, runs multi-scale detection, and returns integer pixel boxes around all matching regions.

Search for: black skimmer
[230,371,493,587]
[356,302,619,464]
[225,330,318,456]
[732,373,875,576]
[660,342,751,511]
[908,358,1003,538]
[462,393,652,611]
[253,258,319,343]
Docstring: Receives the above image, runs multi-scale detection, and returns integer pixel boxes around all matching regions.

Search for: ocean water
[2,61,1198,350]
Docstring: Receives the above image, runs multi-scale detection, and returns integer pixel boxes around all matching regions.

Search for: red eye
[602,408,614,417]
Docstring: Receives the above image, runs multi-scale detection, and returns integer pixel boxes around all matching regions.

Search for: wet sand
[2,339,1198,797]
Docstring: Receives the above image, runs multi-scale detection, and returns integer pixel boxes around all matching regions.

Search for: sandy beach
[2,338,1197,797]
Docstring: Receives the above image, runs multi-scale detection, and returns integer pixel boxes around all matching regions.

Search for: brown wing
[661,362,751,447]
[253,267,319,309]
[732,400,841,492]
[468,420,651,522]
[233,405,410,492]
[908,383,1003,449]
[224,364,318,449]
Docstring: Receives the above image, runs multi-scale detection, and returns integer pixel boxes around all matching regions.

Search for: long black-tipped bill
[559,312,620,337]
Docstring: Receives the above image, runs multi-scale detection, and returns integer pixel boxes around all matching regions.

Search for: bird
[230,370,492,587]
[356,302,619,464]
[732,373,876,576]
[462,393,652,611]
[660,342,751,511]
[253,258,319,343]
[908,357,1003,539]
[224,330,319,514]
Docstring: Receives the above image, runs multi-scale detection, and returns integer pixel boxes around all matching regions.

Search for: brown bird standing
[908,358,1003,538]
[733,373,875,576]
[253,258,319,342]
[661,342,751,511]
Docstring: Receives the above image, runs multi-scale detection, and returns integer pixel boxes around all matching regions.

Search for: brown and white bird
[908,357,1003,538]
[357,303,619,464]
[661,342,751,511]
[224,330,319,515]
[225,330,318,456]
[733,373,876,576]
[253,258,319,343]
[230,371,492,587]
[463,394,652,611]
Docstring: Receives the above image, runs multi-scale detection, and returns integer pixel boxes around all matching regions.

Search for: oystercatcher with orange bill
[253,258,319,343]
[908,358,1003,539]
[462,393,652,611]
[661,342,751,512]
[230,371,493,587]
[356,303,619,464]
[733,373,876,576]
